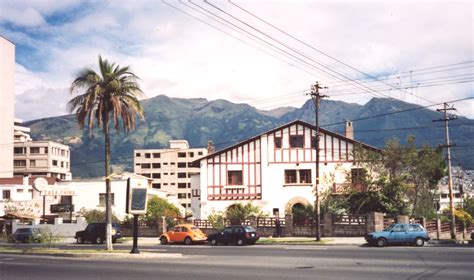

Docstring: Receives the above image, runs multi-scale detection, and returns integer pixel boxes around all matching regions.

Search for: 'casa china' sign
[41,188,75,196]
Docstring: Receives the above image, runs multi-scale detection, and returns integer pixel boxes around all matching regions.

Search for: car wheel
[236,239,245,246]
[95,236,104,244]
[112,238,117,244]
[77,236,85,244]
[209,238,217,246]
[415,237,425,247]
[376,238,387,247]
[160,237,168,245]
[184,237,193,245]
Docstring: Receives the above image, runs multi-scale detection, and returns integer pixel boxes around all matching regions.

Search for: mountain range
[25,95,474,178]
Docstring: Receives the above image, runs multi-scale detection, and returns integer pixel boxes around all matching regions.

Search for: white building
[13,119,72,180]
[0,36,15,178]
[0,176,59,219]
[57,173,182,221]
[192,120,380,219]
[134,140,207,210]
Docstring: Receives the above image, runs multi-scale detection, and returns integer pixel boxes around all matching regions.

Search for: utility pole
[309,82,328,241]
[433,103,457,239]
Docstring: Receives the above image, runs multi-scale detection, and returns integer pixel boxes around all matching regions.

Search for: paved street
[0,245,472,280]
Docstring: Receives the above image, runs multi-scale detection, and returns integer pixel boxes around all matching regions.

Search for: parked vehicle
[160,224,207,245]
[12,228,42,243]
[207,225,259,246]
[75,223,121,244]
[365,223,430,247]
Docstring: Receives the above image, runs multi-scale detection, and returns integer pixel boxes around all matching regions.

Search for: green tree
[144,197,181,229]
[78,208,120,224]
[463,196,474,218]
[69,56,144,251]
[225,202,264,223]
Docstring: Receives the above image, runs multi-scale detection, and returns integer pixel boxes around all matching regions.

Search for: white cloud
[3,0,473,121]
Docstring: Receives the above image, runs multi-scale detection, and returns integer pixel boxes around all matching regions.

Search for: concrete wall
[12,217,88,237]
[0,36,14,178]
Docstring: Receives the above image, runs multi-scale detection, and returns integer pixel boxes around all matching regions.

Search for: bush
[144,197,181,228]
[208,212,225,231]
[78,208,120,224]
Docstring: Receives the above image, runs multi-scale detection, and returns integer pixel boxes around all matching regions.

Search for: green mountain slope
[25,95,474,178]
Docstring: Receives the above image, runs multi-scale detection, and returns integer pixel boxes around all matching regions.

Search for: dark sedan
[207,225,259,246]
[12,228,42,243]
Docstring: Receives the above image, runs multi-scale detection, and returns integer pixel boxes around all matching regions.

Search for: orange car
[159,224,207,245]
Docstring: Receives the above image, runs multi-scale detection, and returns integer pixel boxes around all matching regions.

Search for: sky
[0,0,473,121]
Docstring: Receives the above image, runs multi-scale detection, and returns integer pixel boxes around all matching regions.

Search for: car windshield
[244,226,256,232]
[383,224,395,231]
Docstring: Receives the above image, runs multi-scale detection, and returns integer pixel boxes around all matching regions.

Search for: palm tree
[68,56,144,250]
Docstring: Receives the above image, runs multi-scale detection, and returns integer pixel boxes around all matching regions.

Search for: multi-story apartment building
[134,140,207,209]
[13,120,71,180]
[0,36,15,178]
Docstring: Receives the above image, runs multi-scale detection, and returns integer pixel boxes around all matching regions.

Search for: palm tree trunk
[104,114,113,251]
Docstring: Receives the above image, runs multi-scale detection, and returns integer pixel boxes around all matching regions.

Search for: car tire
[112,238,117,244]
[95,236,104,244]
[209,238,217,246]
[376,238,387,247]
[160,237,168,245]
[77,236,84,244]
[236,239,245,246]
[414,237,425,247]
[248,241,256,245]
[184,237,193,245]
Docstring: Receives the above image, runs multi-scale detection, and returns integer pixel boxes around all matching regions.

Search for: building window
[135,153,141,157]
[153,153,160,158]
[311,136,318,148]
[152,173,161,179]
[141,163,151,169]
[188,152,194,157]
[60,195,72,205]
[178,162,186,168]
[198,151,203,156]
[14,160,26,167]
[14,147,25,154]
[299,170,312,184]
[52,160,58,166]
[140,173,151,178]
[178,173,187,178]
[2,190,11,200]
[285,170,297,184]
[178,152,186,158]
[30,147,40,154]
[289,135,304,148]
[99,193,115,206]
[285,169,312,184]
[145,153,151,158]
[228,171,243,185]
[178,183,187,189]
[30,160,36,167]
[351,168,366,184]
[152,183,161,189]
[178,193,187,199]
[274,137,282,148]
[181,203,187,208]
[192,189,201,197]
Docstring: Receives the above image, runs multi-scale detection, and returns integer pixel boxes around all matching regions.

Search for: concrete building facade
[134,140,207,210]
[0,36,15,178]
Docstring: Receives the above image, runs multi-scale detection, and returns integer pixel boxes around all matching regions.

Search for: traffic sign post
[126,178,149,254]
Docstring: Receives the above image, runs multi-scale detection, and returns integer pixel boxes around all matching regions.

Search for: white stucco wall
[0,37,15,178]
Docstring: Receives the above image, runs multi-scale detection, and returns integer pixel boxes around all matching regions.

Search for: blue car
[365,223,430,247]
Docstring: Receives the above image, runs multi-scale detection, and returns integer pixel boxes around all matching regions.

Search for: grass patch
[256,238,330,245]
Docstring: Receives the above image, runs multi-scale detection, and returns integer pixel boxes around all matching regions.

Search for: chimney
[207,141,215,154]
[345,121,354,140]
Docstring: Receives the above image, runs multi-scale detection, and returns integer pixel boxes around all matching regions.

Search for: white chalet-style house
[191,120,381,219]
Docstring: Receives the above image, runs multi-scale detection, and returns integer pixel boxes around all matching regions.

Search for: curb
[0,251,183,259]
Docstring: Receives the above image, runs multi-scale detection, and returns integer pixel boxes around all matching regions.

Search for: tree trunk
[104,115,113,251]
